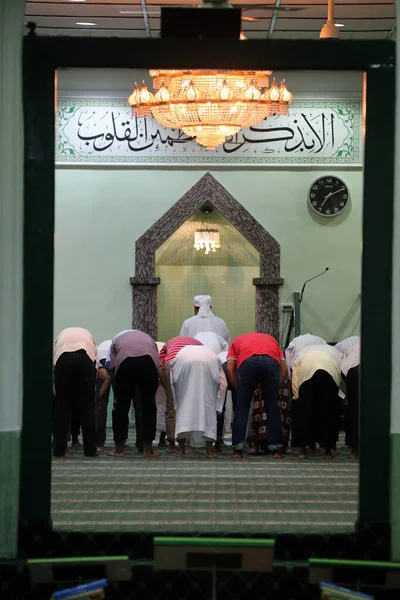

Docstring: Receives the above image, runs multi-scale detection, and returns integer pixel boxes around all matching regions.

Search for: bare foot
[230,451,243,459]
[167,443,176,453]
[298,451,308,459]
[143,447,161,458]
[96,447,103,453]
[324,452,334,460]
[273,451,284,459]
[206,451,216,458]
[108,450,126,457]
[175,448,185,457]
[71,441,81,448]
[214,442,223,453]
[188,447,198,453]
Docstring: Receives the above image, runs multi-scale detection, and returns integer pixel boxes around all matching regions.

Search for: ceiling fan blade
[241,6,304,11]
[242,15,263,21]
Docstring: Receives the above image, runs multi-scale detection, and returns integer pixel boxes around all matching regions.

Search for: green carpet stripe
[28,556,128,564]
[154,537,274,547]
[310,558,400,569]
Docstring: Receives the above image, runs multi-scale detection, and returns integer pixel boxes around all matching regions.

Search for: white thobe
[336,336,360,358]
[180,314,231,344]
[172,345,221,446]
[195,331,229,354]
[341,344,360,377]
[285,334,327,373]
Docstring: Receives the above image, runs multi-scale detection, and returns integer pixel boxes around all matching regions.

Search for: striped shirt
[159,336,203,369]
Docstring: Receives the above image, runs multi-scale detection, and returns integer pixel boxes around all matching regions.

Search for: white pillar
[0,0,25,558]
[392,6,400,559]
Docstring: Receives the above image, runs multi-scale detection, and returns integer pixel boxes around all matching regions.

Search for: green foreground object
[28,556,129,564]
[154,537,275,548]
[310,558,400,569]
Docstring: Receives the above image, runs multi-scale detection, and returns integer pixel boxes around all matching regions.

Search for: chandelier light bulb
[185,82,201,102]
[155,82,171,103]
[279,79,293,103]
[243,80,261,101]
[216,80,233,101]
[138,84,153,104]
[128,82,140,106]
[267,78,280,102]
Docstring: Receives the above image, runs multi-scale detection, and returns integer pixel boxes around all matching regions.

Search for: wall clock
[308,176,349,218]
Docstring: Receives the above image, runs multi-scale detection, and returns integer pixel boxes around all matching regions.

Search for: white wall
[55,69,363,344]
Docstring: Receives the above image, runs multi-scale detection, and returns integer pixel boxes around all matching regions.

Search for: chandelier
[128,70,293,150]
[193,208,221,255]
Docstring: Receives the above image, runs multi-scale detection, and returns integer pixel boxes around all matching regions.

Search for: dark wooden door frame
[20,37,395,553]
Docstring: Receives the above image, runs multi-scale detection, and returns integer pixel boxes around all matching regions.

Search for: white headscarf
[194,294,212,308]
[195,295,214,332]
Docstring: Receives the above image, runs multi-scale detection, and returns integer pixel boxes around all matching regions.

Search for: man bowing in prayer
[53,327,98,458]
[180,295,231,344]
[159,335,204,452]
[108,330,160,458]
[172,344,226,458]
[227,332,287,459]
[291,344,343,459]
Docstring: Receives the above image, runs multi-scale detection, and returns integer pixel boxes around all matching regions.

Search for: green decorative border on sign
[56,99,361,166]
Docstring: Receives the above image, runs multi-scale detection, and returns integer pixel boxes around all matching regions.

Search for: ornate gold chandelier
[128,70,293,150]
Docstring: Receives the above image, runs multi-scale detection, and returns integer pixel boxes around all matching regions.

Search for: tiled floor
[51,430,358,534]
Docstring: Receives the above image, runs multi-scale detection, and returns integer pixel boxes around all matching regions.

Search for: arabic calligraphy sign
[56,99,361,166]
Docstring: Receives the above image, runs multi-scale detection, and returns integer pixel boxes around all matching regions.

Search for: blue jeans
[232,355,283,451]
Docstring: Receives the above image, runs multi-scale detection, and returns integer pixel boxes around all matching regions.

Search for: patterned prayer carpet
[51,429,358,534]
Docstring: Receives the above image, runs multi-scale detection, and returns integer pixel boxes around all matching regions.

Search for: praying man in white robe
[180,295,231,344]
[194,331,229,354]
[172,345,226,458]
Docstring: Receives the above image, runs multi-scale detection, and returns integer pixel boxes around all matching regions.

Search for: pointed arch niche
[130,173,283,340]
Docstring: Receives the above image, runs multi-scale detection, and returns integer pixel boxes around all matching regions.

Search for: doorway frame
[20,36,395,558]
[131,171,283,341]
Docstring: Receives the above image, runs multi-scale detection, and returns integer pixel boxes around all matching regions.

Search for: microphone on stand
[300,267,329,303]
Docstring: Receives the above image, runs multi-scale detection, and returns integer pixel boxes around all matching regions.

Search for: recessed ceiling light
[76,22,96,26]
[70,0,86,3]
[335,23,345,27]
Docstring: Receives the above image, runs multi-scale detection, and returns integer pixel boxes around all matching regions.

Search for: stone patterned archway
[130,172,283,340]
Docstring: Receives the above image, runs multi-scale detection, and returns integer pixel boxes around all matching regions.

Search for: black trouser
[53,350,97,457]
[113,356,158,446]
[345,365,359,449]
[298,369,339,450]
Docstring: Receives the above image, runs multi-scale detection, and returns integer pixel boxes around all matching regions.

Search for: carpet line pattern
[52,429,358,534]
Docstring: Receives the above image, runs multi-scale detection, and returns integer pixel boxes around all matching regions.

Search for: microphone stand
[284,268,329,349]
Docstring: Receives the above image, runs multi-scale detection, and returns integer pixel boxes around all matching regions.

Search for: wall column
[0,0,25,558]
[130,277,160,340]
[253,278,284,340]
[391,7,400,560]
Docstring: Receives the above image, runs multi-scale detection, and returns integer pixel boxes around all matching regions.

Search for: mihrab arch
[130,172,283,340]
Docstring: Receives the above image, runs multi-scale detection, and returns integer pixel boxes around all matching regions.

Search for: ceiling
[25,0,396,40]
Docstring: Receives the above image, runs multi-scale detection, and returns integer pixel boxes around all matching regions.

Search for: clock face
[308,176,349,218]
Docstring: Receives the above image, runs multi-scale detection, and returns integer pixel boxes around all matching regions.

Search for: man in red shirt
[159,336,203,452]
[226,332,288,458]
